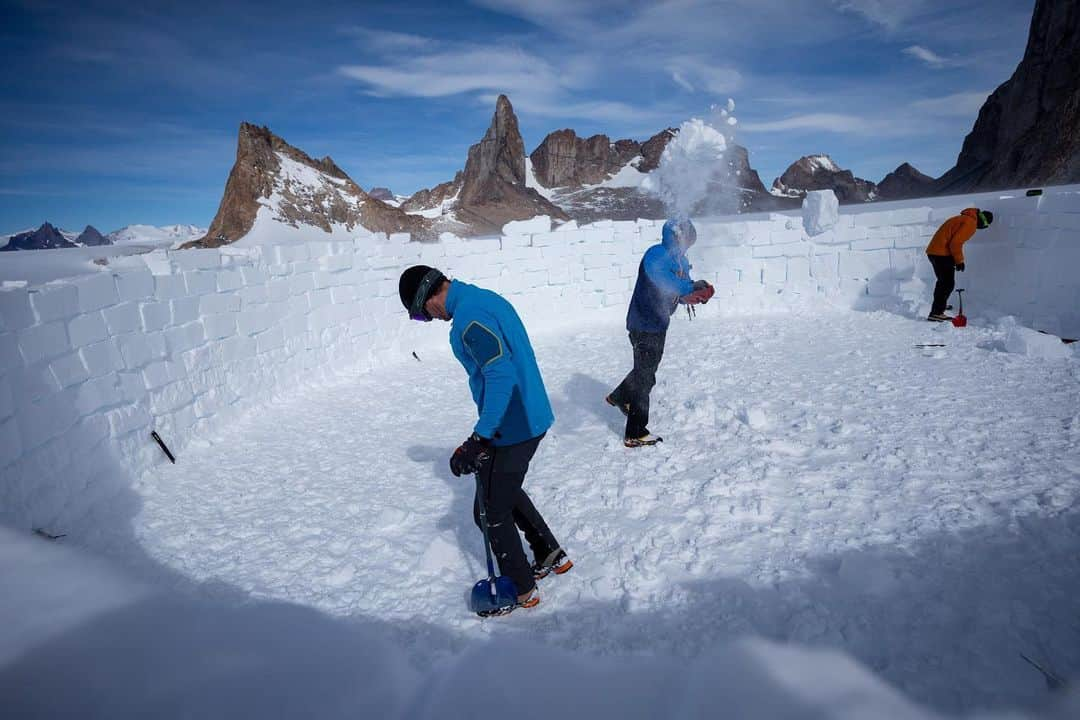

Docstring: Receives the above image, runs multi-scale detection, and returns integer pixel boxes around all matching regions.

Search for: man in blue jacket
[399,265,572,612]
[606,218,713,446]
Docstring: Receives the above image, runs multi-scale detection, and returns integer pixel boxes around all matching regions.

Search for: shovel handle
[475,471,498,589]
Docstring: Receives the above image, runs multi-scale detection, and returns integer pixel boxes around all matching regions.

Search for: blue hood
[661,218,697,252]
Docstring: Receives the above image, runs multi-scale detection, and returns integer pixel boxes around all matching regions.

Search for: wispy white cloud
[830,0,928,31]
[664,56,743,95]
[339,26,434,53]
[339,46,561,98]
[909,91,989,117]
[338,38,670,125]
[741,113,878,135]
[903,45,950,68]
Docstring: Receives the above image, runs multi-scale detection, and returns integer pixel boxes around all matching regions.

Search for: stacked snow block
[965,189,1080,336]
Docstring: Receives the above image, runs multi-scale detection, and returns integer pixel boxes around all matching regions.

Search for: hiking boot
[475,587,539,617]
[625,434,663,447]
[605,394,630,417]
[927,313,952,322]
[517,587,540,609]
[533,548,573,580]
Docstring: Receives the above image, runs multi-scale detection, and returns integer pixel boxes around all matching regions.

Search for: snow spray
[643,99,743,217]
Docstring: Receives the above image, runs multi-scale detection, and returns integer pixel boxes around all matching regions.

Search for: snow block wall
[961,190,1080,337]
[1,188,1078,535]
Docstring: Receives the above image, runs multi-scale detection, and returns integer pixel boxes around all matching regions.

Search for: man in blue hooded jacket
[606,218,713,446]
[399,265,572,612]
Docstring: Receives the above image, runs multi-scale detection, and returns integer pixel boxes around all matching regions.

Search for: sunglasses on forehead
[409,269,445,322]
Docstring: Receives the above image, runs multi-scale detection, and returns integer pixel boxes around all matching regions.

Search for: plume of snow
[643,99,742,217]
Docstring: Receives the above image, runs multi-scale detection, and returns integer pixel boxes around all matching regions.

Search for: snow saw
[469,471,518,617]
[951,288,967,327]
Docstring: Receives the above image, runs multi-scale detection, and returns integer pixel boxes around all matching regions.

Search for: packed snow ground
[133,307,1080,716]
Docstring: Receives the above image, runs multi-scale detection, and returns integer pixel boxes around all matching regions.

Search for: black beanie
[398,265,445,314]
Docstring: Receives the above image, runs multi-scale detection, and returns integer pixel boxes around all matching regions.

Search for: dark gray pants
[610,330,666,439]
[473,433,559,595]
[928,254,955,315]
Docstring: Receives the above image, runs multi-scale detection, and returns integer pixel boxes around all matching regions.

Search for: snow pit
[2,186,1080,718]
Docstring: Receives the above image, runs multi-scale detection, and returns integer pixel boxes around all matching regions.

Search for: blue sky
[0,0,1034,233]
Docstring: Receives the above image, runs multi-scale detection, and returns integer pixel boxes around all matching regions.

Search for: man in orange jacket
[925,207,993,321]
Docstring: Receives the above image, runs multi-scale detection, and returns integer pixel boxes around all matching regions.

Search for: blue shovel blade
[470,576,518,615]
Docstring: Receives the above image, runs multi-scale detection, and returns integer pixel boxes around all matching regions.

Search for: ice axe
[469,469,518,617]
[952,288,967,327]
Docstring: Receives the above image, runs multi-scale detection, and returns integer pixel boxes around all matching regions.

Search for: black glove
[449,432,492,477]
[956,262,965,272]
[692,279,710,291]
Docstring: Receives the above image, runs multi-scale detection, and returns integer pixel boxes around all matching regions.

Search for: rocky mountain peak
[936,0,1080,192]
[0,222,76,251]
[459,94,527,203]
[529,129,640,188]
[454,94,568,233]
[877,163,935,200]
[188,122,433,247]
[76,225,110,247]
[772,155,877,204]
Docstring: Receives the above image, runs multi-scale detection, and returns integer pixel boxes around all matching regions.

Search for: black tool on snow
[151,431,176,464]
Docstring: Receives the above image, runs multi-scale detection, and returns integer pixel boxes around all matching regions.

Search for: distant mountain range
[0,223,206,251]
[8,0,1077,249]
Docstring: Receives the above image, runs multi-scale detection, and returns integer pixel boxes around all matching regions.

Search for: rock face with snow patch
[876,163,935,201]
[530,129,651,188]
[453,95,569,233]
[401,173,463,214]
[936,0,1080,192]
[0,222,77,251]
[402,96,567,234]
[772,155,877,204]
[529,126,786,221]
[188,123,433,248]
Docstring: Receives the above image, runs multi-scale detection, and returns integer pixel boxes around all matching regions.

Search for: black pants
[928,254,955,315]
[473,433,559,596]
[610,330,666,439]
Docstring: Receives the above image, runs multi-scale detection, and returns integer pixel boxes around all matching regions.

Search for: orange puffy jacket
[925,208,978,263]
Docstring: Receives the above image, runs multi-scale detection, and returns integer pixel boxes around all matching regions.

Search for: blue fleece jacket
[446,280,554,446]
[626,228,695,333]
